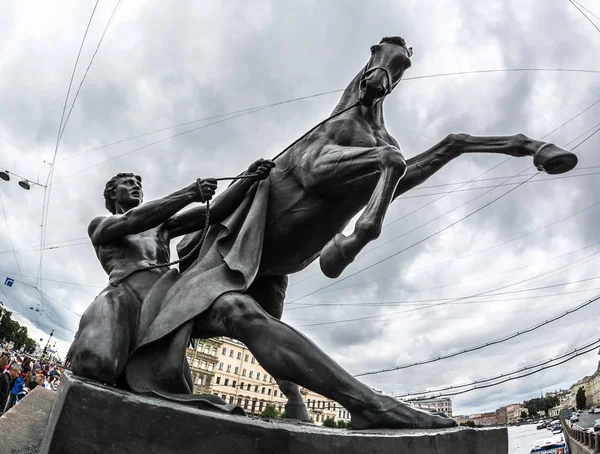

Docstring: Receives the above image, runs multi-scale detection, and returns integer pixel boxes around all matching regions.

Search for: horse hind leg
[320,146,407,278]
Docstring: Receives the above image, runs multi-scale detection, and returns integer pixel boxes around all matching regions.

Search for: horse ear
[408,47,414,57]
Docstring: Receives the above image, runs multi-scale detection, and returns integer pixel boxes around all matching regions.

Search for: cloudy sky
[1,0,600,416]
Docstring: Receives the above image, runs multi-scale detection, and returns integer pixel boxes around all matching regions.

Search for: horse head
[359,36,413,107]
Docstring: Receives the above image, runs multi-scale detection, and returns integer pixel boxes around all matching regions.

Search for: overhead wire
[0,134,48,163]
[410,341,600,398]
[288,96,600,289]
[569,0,600,34]
[393,337,600,398]
[297,250,600,329]
[49,67,600,185]
[288,239,600,309]
[36,0,100,317]
[287,124,600,305]
[352,290,600,378]
[58,0,123,144]
[573,0,600,22]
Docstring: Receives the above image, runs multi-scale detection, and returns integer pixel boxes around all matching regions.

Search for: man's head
[8,362,21,379]
[103,173,143,214]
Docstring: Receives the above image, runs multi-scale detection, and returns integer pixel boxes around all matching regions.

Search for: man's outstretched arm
[89,179,217,246]
[164,158,275,238]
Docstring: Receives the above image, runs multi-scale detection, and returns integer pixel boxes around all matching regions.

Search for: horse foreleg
[311,145,407,278]
[392,133,578,201]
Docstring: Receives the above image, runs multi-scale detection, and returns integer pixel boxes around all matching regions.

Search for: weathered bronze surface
[70,36,578,431]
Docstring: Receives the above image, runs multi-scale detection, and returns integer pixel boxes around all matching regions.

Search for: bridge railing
[561,417,599,453]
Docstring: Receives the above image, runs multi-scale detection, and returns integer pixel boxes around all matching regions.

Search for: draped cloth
[124,180,270,411]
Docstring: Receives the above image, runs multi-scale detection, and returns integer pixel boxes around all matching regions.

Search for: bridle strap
[360,65,393,96]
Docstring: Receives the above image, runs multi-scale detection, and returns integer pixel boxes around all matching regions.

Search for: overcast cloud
[1,0,600,416]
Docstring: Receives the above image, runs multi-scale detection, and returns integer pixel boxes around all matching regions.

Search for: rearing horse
[138,36,577,429]
[256,36,576,280]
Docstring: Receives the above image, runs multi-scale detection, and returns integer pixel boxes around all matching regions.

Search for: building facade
[188,337,350,425]
[186,338,223,394]
[470,412,498,426]
[403,397,453,416]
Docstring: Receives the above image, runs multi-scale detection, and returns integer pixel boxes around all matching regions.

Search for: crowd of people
[0,351,62,414]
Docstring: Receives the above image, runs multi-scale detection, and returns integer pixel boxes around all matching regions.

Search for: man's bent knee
[213,293,268,326]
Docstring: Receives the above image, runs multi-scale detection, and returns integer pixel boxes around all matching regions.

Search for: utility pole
[42,328,54,360]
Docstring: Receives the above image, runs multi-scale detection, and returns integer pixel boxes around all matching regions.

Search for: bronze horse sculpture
[126,36,577,429]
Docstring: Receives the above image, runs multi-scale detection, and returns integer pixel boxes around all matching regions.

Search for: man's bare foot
[351,396,458,430]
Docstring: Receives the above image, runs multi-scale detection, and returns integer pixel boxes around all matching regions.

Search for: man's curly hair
[103,173,142,214]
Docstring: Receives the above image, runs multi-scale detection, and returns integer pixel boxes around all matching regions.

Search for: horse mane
[380,36,413,57]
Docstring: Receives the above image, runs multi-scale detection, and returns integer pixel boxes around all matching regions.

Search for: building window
[261,387,265,394]
[241,382,245,389]
[224,378,229,386]
[201,360,207,369]
[274,391,278,397]
[186,356,191,364]
[249,371,253,379]
[247,384,251,391]
[222,395,227,400]
[216,377,221,384]
[232,381,237,388]
[196,376,203,386]
[197,343,203,352]
[208,363,214,372]
[229,396,234,404]
[254,385,259,393]
[218,362,224,370]
[212,347,217,356]
[227,365,231,372]
[193,359,199,368]
[263,375,267,382]
[256,373,261,381]
[242,369,247,377]
[244,399,249,409]
[204,345,210,354]
[259,401,264,412]
[245,354,249,362]
[229,350,234,357]
[267,389,271,396]
[269,376,272,383]
[222,347,227,355]
[237,352,241,360]
[251,357,255,364]
[234,367,239,374]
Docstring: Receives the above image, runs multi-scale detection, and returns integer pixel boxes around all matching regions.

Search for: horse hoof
[284,403,311,422]
[320,234,353,278]
[533,143,578,175]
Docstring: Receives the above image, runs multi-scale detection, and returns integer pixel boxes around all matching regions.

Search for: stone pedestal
[41,372,508,454]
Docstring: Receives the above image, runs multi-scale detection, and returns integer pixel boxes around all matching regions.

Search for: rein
[109,101,360,287]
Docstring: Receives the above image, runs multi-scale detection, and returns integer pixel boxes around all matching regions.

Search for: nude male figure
[68,158,275,385]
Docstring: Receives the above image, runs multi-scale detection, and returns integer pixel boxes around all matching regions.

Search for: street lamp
[0,170,33,190]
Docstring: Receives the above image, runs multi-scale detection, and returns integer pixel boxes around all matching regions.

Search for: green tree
[0,308,39,354]
[576,387,587,410]
[460,420,476,427]
[520,411,528,420]
[260,404,280,419]
[336,420,351,429]
[322,417,336,428]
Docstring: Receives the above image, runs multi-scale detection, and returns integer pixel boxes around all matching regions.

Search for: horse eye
[370,45,379,54]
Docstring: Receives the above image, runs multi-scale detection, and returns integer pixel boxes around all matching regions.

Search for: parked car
[570,414,579,423]
[594,419,600,431]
